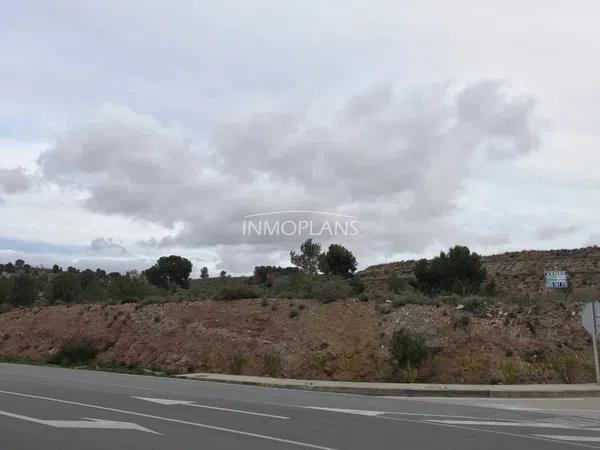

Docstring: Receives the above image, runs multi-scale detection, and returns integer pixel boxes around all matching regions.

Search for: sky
[1,0,600,275]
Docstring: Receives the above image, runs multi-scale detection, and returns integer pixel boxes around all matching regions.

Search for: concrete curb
[177,373,600,398]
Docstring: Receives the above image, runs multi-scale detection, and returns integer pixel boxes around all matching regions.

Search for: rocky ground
[0,296,594,384]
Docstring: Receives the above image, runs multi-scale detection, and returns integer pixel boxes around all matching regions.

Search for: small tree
[318,244,357,278]
[290,239,321,274]
[14,259,25,269]
[200,267,209,279]
[144,255,193,290]
[219,270,227,278]
[52,264,62,274]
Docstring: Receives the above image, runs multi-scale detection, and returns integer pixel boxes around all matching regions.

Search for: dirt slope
[0,298,594,383]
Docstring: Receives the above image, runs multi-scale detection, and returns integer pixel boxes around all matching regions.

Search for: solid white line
[0,391,337,450]
[536,435,600,443]
[427,420,580,429]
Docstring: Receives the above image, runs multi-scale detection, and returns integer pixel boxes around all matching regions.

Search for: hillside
[0,297,594,384]
[359,246,600,294]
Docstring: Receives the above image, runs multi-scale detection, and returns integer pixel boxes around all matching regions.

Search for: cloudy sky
[1,0,599,275]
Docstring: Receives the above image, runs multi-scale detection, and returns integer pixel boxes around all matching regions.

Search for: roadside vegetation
[1,243,597,385]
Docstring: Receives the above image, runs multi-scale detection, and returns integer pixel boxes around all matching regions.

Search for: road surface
[2,363,600,449]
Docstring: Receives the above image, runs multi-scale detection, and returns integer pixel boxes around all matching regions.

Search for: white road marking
[536,435,600,443]
[0,391,337,450]
[379,415,600,449]
[426,419,598,429]
[0,410,158,434]
[133,396,289,419]
[303,407,385,417]
[300,406,522,422]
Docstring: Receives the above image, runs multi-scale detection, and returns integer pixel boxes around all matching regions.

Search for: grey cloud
[0,167,31,194]
[89,237,127,255]
[536,224,582,240]
[36,80,542,268]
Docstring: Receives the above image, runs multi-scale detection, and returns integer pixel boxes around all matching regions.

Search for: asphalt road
[2,363,600,450]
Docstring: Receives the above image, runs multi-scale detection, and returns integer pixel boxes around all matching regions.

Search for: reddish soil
[0,298,594,383]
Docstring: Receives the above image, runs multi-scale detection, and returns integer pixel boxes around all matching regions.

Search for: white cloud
[1,0,600,273]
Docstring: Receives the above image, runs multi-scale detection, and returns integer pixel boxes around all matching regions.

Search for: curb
[177,374,600,398]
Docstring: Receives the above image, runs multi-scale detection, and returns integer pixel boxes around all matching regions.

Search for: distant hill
[359,246,600,294]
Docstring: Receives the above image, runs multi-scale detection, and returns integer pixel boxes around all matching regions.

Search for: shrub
[289,308,299,318]
[499,359,519,384]
[349,276,365,294]
[390,328,429,373]
[376,303,393,314]
[453,315,471,331]
[216,286,260,301]
[107,272,153,301]
[412,245,486,295]
[392,291,435,306]
[254,266,299,284]
[262,354,282,377]
[9,274,37,307]
[462,296,486,314]
[547,356,580,384]
[228,356,246,375]
[314,276,352,303]
[48,342,100,366]
[387,273,408,294]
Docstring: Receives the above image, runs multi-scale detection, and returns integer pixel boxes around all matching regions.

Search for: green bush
[228,355,246,374]
[547,356,581,384]
[48,342,100,366]
[216,286,260,301]
[49,272,82,304]
[390,328,429,372]
[462,296,486,314]
[412,245,486,295]
[318,244,357,278]
[387,273,408,294]
[349,276,365,294]
[9,274,37,307]
[314,276,352,303]
[499,359,519,384]
[262,354,282,377]
[453,315,471,330]
[392,291,436,306]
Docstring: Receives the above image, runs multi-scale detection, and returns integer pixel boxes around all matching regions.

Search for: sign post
[582,301,600,384]
[593,302,600,384]
[266,272,273,298]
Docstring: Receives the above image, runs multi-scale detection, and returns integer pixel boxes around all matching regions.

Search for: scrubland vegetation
[1,242,597,384]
